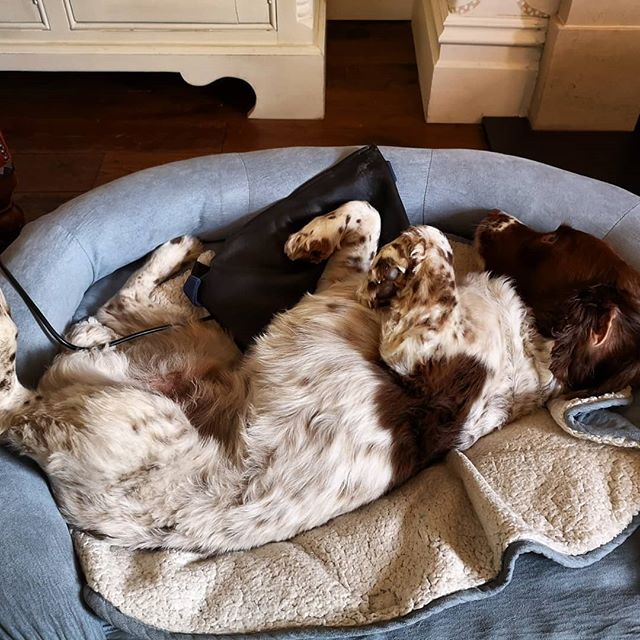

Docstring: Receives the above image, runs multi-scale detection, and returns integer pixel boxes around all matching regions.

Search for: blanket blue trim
[555,389,640,448]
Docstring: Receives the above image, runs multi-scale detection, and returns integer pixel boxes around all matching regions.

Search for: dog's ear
[590,305,617,347]
[550,285,627,392]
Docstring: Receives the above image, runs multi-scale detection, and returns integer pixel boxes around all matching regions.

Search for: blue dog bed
[1,147,639,640]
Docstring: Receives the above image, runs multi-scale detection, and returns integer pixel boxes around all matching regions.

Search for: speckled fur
[0,202,559,554]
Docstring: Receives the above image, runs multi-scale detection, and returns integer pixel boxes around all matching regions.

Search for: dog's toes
[168,235,204,262]
[359,242,411,308]
[197,249,215,268]
[150,236,205,274]
[285,231,334,263]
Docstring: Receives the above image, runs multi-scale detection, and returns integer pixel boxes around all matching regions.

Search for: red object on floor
[0,132,25,249]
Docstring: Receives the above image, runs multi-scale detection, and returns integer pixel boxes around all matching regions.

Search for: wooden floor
[1,21,487,225]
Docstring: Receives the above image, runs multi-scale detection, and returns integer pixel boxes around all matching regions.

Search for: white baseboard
[413,0,546,123]
[327,0,413,20]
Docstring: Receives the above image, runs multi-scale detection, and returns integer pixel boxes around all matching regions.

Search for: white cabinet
[67,0,272,27]
[0,0,326,119]
[0,0,47,27]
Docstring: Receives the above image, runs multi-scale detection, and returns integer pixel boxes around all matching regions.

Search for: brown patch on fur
[438,293,456,308]
[157,524,176,534]
[119,463,160,485]
[306,238,333,263]
[184,371,248,459]
[374,354,488,487]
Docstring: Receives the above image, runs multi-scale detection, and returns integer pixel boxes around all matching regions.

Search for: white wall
[529,0,640,130]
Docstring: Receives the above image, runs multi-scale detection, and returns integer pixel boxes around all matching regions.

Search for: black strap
[183,260,210,306]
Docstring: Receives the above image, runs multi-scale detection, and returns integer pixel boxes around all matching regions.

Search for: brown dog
[476,210,640,394]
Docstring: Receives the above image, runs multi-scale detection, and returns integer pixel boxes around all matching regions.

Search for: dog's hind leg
[0,289,34,421]
[359,226,465,376]
[97,236,213,334]
[285,201,381,292]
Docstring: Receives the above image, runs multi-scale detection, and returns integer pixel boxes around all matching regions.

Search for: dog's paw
[359,227,454,308]
[359,236,414,308]
[196,249,215,268]
[285,203,381,264]
[147,235,204,275]
[285,218,339,263]
[166,235,205,263]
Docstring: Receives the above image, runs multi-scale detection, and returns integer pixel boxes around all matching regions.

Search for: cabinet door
[0,0,44,24]
[68,0,271,26]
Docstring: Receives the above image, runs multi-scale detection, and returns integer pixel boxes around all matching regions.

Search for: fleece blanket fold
[73,241,640,636]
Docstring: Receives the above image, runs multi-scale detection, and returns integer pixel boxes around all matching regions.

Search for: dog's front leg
[285,201,381,292]
[359,226,466,376]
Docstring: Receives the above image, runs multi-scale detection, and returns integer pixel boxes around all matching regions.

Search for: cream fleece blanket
[73,241,640,636]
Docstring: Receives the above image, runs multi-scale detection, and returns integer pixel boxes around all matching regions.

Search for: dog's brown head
[475,210,640,394]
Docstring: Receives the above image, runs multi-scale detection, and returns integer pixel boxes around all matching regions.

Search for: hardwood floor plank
[222,120,485,153]
[13,193,84,223]
[95,151,215,187]
[326,22,417,65]
[12,152,104,193]
[4,116,227,154]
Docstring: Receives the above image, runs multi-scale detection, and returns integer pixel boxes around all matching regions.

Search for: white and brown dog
[0,202,561,555]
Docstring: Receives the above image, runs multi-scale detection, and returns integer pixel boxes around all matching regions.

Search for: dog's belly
[239,291,398,529]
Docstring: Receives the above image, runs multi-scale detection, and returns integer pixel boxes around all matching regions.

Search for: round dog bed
[1,147,640,640]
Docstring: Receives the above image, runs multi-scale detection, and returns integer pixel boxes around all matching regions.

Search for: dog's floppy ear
[550,284,625,392]
[590,304,617,347]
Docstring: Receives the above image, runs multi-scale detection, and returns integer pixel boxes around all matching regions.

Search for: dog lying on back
[0,204,637,555]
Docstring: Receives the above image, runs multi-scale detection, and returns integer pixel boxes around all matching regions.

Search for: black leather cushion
[192,146,409,349]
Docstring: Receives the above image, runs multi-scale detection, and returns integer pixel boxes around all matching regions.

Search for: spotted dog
[1,202,560,555]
